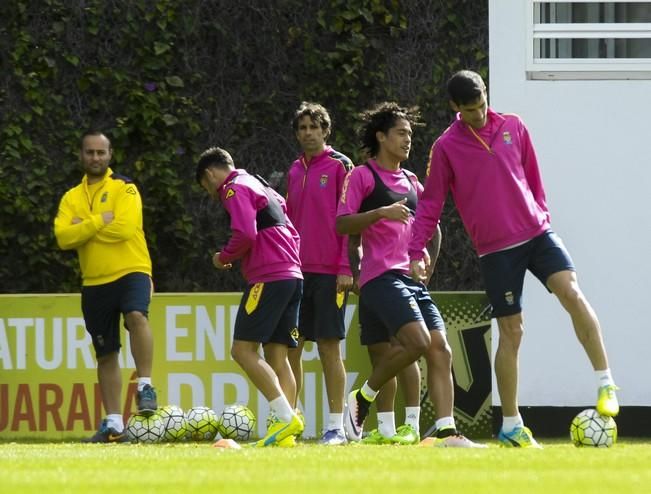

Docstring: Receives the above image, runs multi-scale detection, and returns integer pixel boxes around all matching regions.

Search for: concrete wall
[489,0,651,406]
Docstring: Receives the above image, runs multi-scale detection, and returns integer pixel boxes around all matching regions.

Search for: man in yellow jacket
[54,131,157,443]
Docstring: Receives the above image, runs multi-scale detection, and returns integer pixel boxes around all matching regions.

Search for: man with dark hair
[409,70,619,448]
[286,102,353,445]
[336,102,482,447]
[196,146,304,447]
[54,131,157,443]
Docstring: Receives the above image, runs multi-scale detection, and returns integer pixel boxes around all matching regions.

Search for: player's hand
[102,211,114,224]
[71,217,82,224]
[350,277,360,296]
[212,252,232,270]
[410,259,428,282]
[336,274,353,293]
[379,198,410,223]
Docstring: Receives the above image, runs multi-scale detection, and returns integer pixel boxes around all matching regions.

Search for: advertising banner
[0,292,491,439]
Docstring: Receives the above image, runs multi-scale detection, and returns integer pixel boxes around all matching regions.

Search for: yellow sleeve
[53,192,104,250]
[95,182,140,243]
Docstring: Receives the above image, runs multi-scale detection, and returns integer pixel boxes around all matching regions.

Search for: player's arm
[408,142,449,262]
[53,193,104,250]
[347,234,362,295]
[336,198,410,234]
[334,157,354,291]
[422,224,442,285]
[519,120,549,218]
[94,182,140,243]
[217,185,258,265]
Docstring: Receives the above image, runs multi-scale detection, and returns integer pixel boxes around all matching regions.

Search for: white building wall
[489,0,651,406]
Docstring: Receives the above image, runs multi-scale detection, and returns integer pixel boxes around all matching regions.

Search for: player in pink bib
[337,102,483,447]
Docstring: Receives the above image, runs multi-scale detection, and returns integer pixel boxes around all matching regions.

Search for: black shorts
[479,230,575,318]
[81,272,152,358]
[299,273,348,341]
[234,278,303,347]
[358,271,444,346]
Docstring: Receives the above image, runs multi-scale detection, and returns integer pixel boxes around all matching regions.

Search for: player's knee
[497,317,524,346]
[558,283,586,310]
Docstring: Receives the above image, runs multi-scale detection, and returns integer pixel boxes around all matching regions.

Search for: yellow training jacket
[54,168,152,286]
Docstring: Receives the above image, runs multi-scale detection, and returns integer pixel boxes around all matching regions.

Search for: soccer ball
[218,404,256,441]
[570,408,617,447]
[185,406,220,441]
[159,405,187,442]
[126,413,165,443]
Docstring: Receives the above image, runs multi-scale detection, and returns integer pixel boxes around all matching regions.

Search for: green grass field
[2,439,651,494]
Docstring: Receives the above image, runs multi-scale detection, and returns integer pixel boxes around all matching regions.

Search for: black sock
[355,390,371,424]
[436,427,458,439]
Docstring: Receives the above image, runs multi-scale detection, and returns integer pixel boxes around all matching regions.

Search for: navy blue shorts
[81,272,152,358]
[299,273,347,341]
[234,278,303,347]
[479,230,575,318]
[358,271,444,346]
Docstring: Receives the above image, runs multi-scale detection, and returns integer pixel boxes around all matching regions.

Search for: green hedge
[0,0,487,293]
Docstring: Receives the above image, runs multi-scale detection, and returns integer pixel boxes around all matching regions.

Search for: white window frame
[527,0,651,79]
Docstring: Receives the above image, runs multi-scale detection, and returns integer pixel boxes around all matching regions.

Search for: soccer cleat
[320,429,347,445]
[345,389,371,441]
[596,384,620,417]
[255,414,304,447]
[361,429,393,445]
[392,424,419,445]
[498,426,542,448]
[276,435,297,448]
[420,433,487,448]
[82,419,129,444]
[295,407,306,434]
[136,384,158,416]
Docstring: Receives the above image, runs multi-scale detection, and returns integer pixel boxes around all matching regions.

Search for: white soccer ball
[218,404,256,441]
[126,413,165,443]
[570,408,617,447]
[185,406,220,441]
[158,405,187,442]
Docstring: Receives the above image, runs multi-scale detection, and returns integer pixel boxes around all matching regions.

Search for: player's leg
[286,338,304,408]
[480,243,540,447]
[346,273,430,441]
[81,282,128,442]
[288,273,314,408]
[494,313,523,419]
[263,342,297,411]
[533,231,618,416]
[312,273,348,444]
[234,278,304,446]
[547,270,609,369]
[395,360,420,444]
[361,342,397,444]
[120,273,156,414]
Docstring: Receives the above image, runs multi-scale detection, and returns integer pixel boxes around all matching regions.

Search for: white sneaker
[420,433,488,448]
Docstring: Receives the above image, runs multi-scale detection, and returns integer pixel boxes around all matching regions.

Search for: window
[527,1,651,79]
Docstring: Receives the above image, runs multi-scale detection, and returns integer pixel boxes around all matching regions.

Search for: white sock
[377,412,396,438]
[596,369,615,388]
[501,414,523,433]
[361,381,378,401]
[327,413,344,431]
[404,406,420,434]
[435,416,456,432]
[269,395,294,423]
[106,414,124,432]
[137,377,152,392]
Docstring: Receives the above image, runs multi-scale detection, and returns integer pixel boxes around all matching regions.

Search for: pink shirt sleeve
[335,162,353,275]
[219,184,264,264]
[337,167,374,217]
[519,120,550,222]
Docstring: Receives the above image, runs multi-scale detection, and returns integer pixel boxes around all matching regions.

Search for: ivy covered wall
[0,0,488,293]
